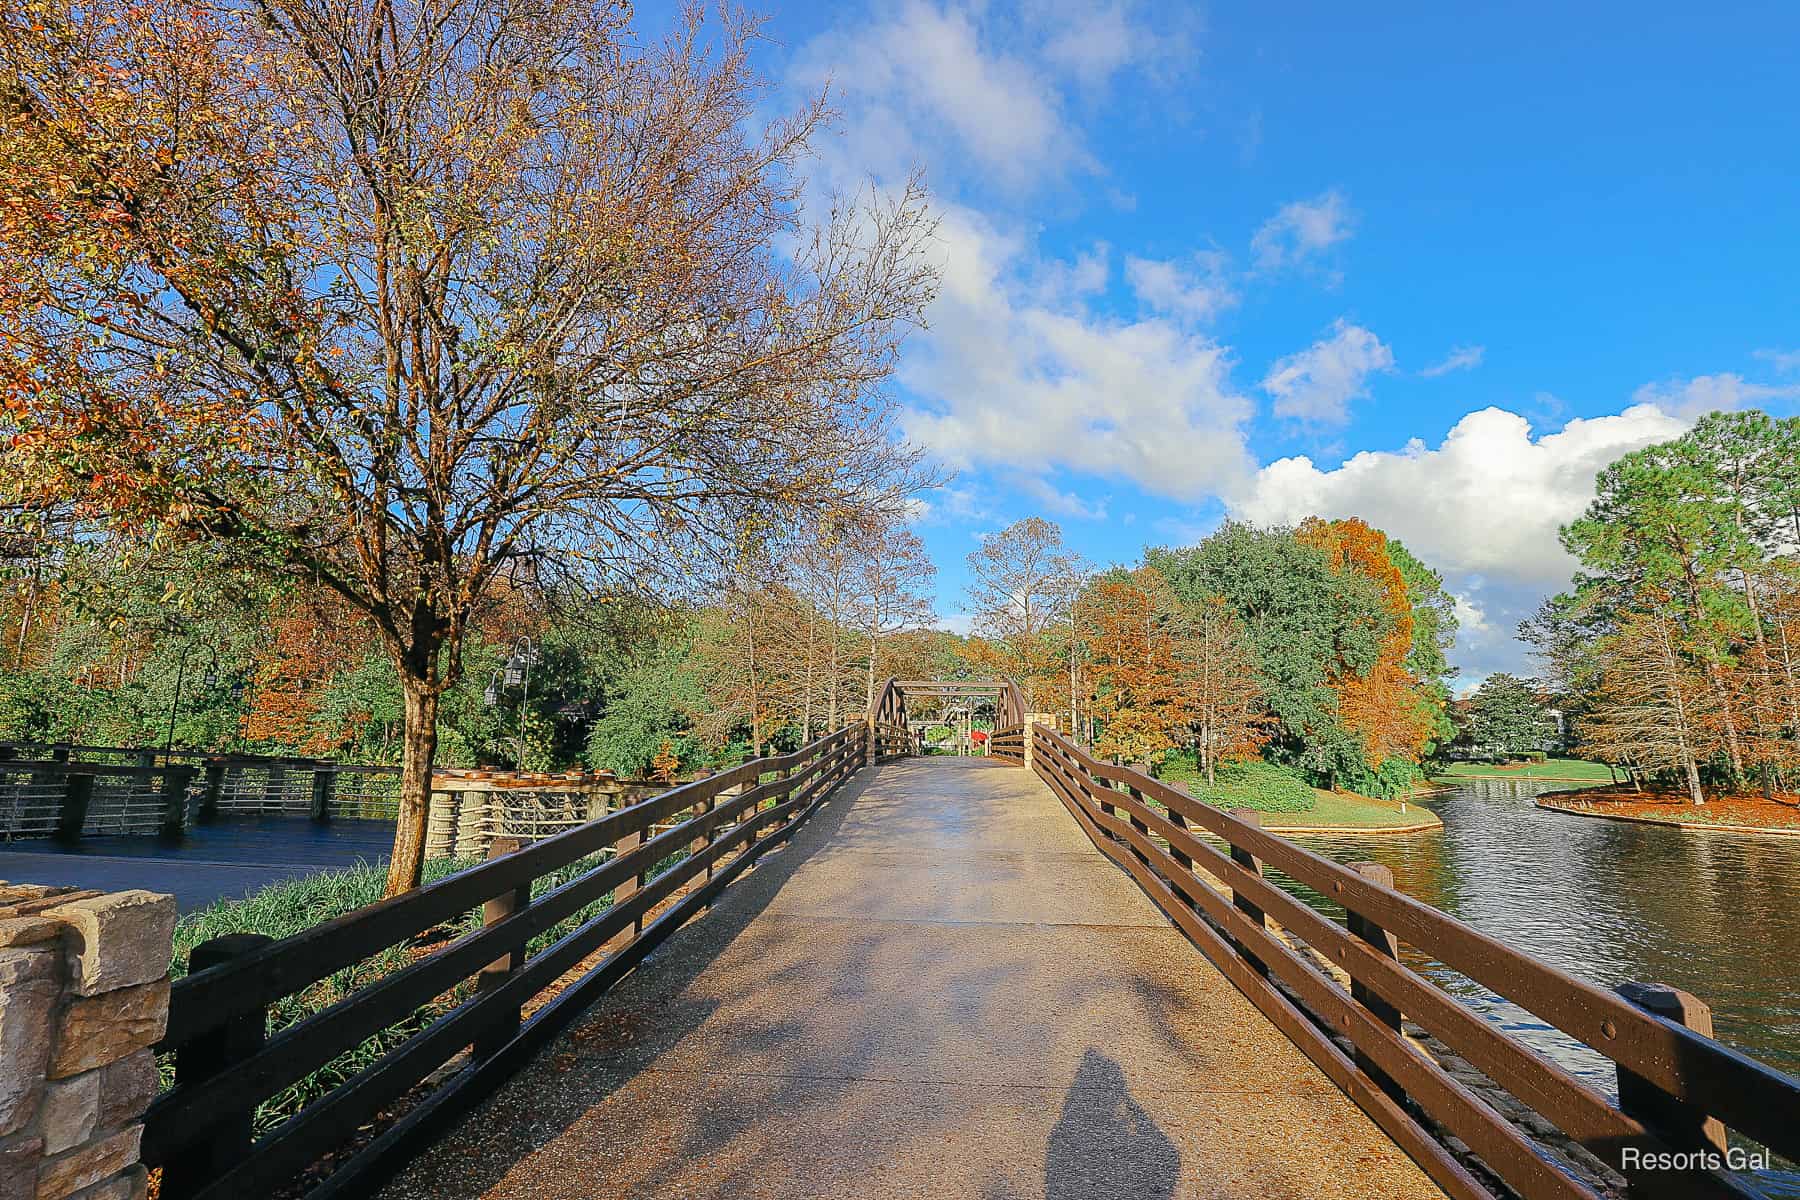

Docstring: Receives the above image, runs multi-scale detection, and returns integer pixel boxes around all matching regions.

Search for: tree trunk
[386,678,440,897]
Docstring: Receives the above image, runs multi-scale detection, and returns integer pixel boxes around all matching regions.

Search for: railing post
[309,765,338,823]
[164,932,274,1197]
[1125,784,1152,868]
[1228,811,1268,979]
[475,837,530,1058]
[1346,861,1405,1105]
[160,764,197,840]
[1615,982,1729,1167]
[56,771,94,843]
[198,757,226,824]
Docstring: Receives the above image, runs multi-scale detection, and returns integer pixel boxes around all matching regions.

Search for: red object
[971,730,989,744]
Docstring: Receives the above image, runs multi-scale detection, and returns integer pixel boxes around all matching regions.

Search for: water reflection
[1270,778,1800,1194]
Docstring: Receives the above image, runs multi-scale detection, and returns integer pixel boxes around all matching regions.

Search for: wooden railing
[1023,722,1800,1200]
[870,720,917,760]
[988,723,1026,763]
[144,724,876,1200]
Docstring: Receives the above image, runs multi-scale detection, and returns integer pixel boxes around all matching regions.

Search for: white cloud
[1631,372,1800,418]
[1124,251,1237,324]
[1451,591,1492,637]
[1229,404,1688,586]
[1251,189,1352,271]
[1010,473,1109,520]
[899,206,1256,503]
[1754,348,1800,374]
[1420,345,1485,378]
[792,3,1084,194]
[1261,320,1394,425]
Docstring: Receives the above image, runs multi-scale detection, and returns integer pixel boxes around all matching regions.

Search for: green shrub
[1161,755,1317,814]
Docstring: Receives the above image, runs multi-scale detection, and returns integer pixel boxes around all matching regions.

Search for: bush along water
[1161,755,1318,814]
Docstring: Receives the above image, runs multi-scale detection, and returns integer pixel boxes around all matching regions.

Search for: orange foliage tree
[1296,518,1436,771]
[1078,568,1197,766]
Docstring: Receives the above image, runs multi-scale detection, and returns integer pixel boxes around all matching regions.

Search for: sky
[742,1,1800,686]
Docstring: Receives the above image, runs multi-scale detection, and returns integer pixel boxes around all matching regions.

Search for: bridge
[135,680,1800,1200]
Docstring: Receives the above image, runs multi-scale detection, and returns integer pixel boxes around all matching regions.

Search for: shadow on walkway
[1045,1049,1180,1200]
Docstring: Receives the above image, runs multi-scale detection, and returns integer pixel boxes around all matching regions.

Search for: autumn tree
[1580,606,1720,804]
[852,516,936,717]
[1078,568,1195,766]
[964,518,1085,715]
[0,0,937,893]
[1188,595,1267,785]
[1296,517,1437,773]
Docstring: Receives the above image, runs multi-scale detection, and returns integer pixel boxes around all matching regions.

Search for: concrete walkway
[381,758,1444,1200]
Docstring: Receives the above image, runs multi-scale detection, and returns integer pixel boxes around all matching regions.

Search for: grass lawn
[1258,789,1441,832]
[1433,757,1619,783]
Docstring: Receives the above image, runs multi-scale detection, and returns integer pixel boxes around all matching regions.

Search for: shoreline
[1255,789,1445,836]
[1534,794,1800,838]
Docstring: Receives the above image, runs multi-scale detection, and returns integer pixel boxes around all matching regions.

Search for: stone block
[38,1072,99,1155]
[44,893,175,998]
[33,1126,139,1200]
[97,1052,157,1132]
[1,1133,44,1200]
[0,918,61,948]
[1,947,58,1136]
[63,1165,145,1200]
[49,980,169,1079]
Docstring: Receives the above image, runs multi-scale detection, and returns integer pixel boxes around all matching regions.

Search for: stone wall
[0,883,175,1200]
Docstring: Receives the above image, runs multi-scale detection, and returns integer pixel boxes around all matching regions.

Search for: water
[1277,777,1800,1192]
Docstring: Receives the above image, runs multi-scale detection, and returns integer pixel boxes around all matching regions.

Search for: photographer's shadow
[1045,1049,1180,1200]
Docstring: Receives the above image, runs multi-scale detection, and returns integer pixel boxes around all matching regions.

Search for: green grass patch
[164,849,627,1137]
[1280,790,1435,829]
[1160,757,1318,814]
[1434,757,1618,783]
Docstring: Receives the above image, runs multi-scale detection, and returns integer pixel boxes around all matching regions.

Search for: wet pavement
[380,757,1444,1200]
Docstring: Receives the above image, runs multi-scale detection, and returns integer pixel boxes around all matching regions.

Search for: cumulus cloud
[1420,345,1485,377]
[1260,320,1394,424]
[901,210,1255,501]
[1631,373,1800,417]
[791,2,1085,194]
[1251,189,1353,271]
[1124,251,1237,324]
[1229,404,1688,586]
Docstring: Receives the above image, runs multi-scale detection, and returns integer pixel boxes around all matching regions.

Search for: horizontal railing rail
[1021,722,1799,1200]
[144,723,882,1200]
[987,723,1025,763]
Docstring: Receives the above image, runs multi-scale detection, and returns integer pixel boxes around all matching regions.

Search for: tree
[852,517,936,717]
[964,518,1085,715]
[1078,568,1194,766]
[1580,607,1720,804]
[1187,595,1267,785]
[1150,525,1365,783]
[1467,674,1555,759]
[1296,517,1438,773]
[1,1,937,893]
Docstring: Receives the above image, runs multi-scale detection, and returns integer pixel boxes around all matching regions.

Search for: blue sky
[747,1,1800,685]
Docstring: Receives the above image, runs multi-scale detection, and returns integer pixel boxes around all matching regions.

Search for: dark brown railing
[1021,722,1800,1200]
[988,724,1026,763]
[145,724,876,1200]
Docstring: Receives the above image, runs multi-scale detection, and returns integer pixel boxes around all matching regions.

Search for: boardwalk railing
[1018,721,1800,1200]
[143,724,875,1200]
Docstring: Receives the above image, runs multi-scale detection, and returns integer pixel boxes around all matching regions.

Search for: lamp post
[164,641,221,765]
[483,637,538,769]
